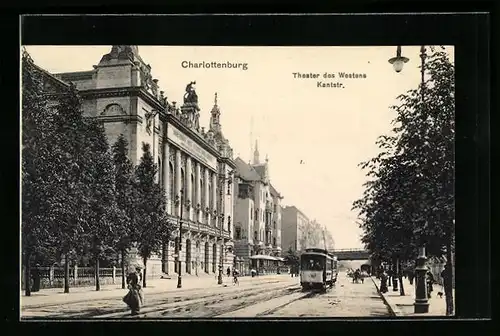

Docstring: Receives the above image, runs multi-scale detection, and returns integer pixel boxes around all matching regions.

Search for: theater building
[232,142,284,275]
[40,45,237,278]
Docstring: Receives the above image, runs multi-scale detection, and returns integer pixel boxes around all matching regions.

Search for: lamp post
[389,45,429,313]
[414,246,429,313]
[218,214,225,284]
[175,190,184,289]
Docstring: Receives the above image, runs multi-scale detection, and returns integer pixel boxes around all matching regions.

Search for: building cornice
[93,114,143,124]
[79,86,166,114]
[166,112,221,158]
[55,70,95,82]
[219,157,237,169]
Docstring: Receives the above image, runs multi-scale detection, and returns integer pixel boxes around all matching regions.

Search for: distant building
[281,205,310,253]
[232,141,284,274]
[33,45,237,277]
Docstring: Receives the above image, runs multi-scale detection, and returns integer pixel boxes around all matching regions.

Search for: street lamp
[389,45,429,313]
[414,246,429,313]
[174,190,185,289]
[388,45,409,73]
[218,213,225,285]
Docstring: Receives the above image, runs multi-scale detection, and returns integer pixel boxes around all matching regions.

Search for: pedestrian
[426,269,435,299]
[124,266,142,316]
[227,267,231,277]
[441,264,450,291]
[232,268,239,286]
[380,271,388,293]
[408,269,415,285]
[31,263,41,292]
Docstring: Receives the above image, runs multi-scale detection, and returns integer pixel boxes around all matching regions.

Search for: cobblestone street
[21,272,391,319]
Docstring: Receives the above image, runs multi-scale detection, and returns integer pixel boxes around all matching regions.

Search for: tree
[353,48,454,314]
[298,220,328,250]
[48,82,92,293]
[134,142,171,287]
[323,227,335,250]
[112,134,138,289]
[22,52,91,294]
[283,247,300,269]
[80,120,122,291]
[21,49,57,296]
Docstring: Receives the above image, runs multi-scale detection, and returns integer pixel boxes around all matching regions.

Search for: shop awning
[249,254,278,261]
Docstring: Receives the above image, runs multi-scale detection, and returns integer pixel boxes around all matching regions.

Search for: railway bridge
[330,248,370,261]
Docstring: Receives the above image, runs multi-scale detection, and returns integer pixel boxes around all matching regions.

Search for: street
[21,271,391,319]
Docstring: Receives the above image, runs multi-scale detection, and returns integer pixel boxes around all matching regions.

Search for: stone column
[195,162,202,222]
[163,141,170,214]
[175,149,182,217]
[212,172,218,227]
[186,157,192,221]
[204,169,210,224]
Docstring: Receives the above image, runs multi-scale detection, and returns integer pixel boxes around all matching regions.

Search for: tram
[300,248,338,291]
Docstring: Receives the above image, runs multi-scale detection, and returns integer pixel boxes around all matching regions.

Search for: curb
[370,276,400,317]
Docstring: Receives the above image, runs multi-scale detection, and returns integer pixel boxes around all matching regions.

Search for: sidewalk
[21,273,287,309]
[371,276,455,317]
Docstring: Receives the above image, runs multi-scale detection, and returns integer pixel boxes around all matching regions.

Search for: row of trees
[298,220,335,250]
[22,50,173,296]
[352,48,455,315]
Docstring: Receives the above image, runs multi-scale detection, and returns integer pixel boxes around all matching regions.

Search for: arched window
[254,231,258,241]
[273,237,276,246]
[235,227,241,240]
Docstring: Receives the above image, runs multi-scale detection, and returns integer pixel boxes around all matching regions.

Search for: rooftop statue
[184,81,199,105]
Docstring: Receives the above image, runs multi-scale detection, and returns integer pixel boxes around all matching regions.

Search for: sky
[24,45,454,249]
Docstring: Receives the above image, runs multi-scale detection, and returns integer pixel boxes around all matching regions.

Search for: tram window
[301,256,324,271]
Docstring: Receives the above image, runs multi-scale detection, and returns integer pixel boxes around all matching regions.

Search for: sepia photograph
[21,43,455,320]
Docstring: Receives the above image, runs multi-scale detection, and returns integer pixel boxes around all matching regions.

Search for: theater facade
[43,45,237,278]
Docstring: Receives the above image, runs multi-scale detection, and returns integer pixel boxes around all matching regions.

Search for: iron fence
[21,266,122,289]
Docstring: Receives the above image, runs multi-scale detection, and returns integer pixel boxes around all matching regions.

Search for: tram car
[300,248,338,291]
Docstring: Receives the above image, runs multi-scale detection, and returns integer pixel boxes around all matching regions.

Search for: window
[301,255,324,271]
[158,157,162,186]
[180,169,186,197]
[273,221,276,229]
[191,174,195,205]
[235,227,241,240]
[200,179,205,207]
[273,237,276,246]
[254,231,258,240]
[250,207,253,220]
[208,180,212,208]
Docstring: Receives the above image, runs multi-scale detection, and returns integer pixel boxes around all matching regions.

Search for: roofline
[30,62,71,89]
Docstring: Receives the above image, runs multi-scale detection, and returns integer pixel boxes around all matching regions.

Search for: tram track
[254,290,318,317]
[116,283,301,319]
[23,279,293,319]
